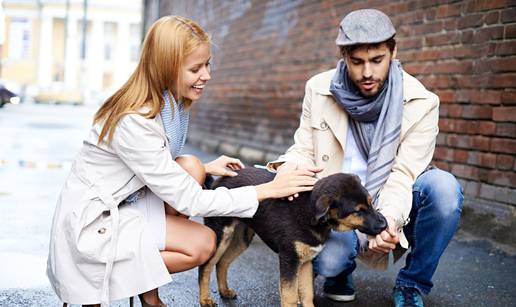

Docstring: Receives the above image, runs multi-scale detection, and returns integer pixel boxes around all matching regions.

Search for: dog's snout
[377,213,388,231]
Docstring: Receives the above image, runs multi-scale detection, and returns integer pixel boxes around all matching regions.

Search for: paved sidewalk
[0,103,514,306]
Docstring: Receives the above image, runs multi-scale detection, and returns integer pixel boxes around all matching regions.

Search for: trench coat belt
[96,186,119,307]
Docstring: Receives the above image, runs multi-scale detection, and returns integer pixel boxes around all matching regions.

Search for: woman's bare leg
[141,154,212,305]
[160,214,216,272]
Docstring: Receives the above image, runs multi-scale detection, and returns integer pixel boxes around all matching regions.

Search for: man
[267,9,463,307]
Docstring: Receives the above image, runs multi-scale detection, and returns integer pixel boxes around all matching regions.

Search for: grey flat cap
[336,9,396,46]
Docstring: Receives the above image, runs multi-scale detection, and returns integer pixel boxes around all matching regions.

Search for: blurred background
[0,1,514,306]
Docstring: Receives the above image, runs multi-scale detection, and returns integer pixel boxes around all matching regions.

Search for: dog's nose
[377,213,388,231]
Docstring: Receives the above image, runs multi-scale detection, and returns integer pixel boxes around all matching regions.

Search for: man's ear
[312,195,331,225]
[392,45,397,59]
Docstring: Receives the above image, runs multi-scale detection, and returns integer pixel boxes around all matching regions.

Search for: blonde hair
[94,15,211,144]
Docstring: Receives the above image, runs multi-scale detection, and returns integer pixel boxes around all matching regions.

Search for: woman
[47,16,318,307]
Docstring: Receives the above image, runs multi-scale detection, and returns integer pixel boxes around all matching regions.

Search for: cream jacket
[47,112,259,305]
[268,69,439,266]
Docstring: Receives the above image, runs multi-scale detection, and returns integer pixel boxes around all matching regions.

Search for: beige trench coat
[268,69,439,268]
[47,112,259,305]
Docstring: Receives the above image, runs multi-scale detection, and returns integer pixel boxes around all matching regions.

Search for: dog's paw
[219,288,237,299]
[200,296,217,307]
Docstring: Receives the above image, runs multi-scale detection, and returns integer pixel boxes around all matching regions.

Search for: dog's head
[310,173,387,235]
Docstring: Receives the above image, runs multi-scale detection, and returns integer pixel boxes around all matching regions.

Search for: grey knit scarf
[330,59,404,202]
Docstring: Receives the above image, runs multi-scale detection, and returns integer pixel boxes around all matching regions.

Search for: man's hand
[368,216,400,254]
[276,162,323,201]
[204,155,245,177]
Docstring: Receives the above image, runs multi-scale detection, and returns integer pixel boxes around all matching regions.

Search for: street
[0,103,515,307]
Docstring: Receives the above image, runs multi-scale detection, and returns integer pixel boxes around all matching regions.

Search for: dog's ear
[311,195,331,225]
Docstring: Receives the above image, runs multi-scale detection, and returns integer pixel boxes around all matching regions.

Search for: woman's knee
[192,227,216,265]
[415,168,464,217]
[175,154,206,184]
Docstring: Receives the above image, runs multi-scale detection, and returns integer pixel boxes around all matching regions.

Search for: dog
[198,167,387,307]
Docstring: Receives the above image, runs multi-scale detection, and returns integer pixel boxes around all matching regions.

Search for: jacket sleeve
[376,93,440,228]
[111,113,258,217]
[267,81,317,171]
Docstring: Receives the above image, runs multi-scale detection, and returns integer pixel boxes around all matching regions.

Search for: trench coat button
[322,154,329,161]
[98,227,107,234]
[320,121,328,129]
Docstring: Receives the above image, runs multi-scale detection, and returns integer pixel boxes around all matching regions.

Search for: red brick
[506,24,516,39]
[473,26,505,43]
[475,57,516,73]
[486,74,516,89]
[479,152,498,168]
[435,90,456,103]
[467,0,509,12]
[501,7,516,23]
[446,134,471,148]
[501,91,516,104]
[472,135,492,151]
[434,161,451,171]
[454,149,470,163]
[495,123,516,137]
[451,164,479,180]
[484,11,501,25]
[462,106,493,119]
[497,154,514,170]
[447,105,464,117]
[487,169,516,186]
[493,107,516,122]
[434,147,454,161]
[458,14,485,29]
[425,32,461,46]
[478,121,497,135]
[455,90,502,104]
[436,3,462,18]
[495,41,516,56]
[491,138,516,153]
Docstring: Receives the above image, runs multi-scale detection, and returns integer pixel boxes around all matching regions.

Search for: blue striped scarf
[161,90,190,159]
[330,59,404,202]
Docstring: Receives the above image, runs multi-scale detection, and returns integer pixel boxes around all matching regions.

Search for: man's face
[344,43,396,97]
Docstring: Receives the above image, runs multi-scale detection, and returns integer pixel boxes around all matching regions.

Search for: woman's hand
[204,155,245,177]
[276,162,323,201]
[255,169,318,201]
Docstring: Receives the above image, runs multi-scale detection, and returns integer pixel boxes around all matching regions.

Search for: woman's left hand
[204,155,245,177]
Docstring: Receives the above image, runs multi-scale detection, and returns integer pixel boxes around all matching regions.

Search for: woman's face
[179,44,211,102]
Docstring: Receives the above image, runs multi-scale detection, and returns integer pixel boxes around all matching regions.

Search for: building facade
[2,0,142,104]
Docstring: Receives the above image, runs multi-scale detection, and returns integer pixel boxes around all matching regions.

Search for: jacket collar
[312,68,431,103]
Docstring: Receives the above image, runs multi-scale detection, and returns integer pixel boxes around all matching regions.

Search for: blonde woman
[47,16,318,307]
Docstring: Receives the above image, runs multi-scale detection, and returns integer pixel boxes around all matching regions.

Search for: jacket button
[320,121,328,129]
[98,227,107,234]
[322,155,329,161]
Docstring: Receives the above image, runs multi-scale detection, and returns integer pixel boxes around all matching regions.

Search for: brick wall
[153,1,516,243]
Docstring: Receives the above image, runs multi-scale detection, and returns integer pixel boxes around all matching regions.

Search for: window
[104,22,117,61]
[9,18,31,59]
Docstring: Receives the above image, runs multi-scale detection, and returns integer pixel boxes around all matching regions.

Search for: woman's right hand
[255,169,318,201]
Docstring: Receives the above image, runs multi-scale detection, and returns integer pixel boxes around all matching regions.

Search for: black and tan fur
[198,167,387,307]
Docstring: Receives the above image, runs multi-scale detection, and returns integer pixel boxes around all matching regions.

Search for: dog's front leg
[279,253,300,307]
[297,260,315,307]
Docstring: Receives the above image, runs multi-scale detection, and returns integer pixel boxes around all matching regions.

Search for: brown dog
[198,167,387,307]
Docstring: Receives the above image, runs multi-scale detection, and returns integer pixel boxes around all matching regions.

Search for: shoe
[392,286,424,307]
[129,294,167,307]
[323,272,356,302]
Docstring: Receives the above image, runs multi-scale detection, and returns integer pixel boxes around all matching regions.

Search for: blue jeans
[312,168,464,295]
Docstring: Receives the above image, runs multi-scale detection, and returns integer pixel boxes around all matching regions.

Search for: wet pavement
[0,103,515,307]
